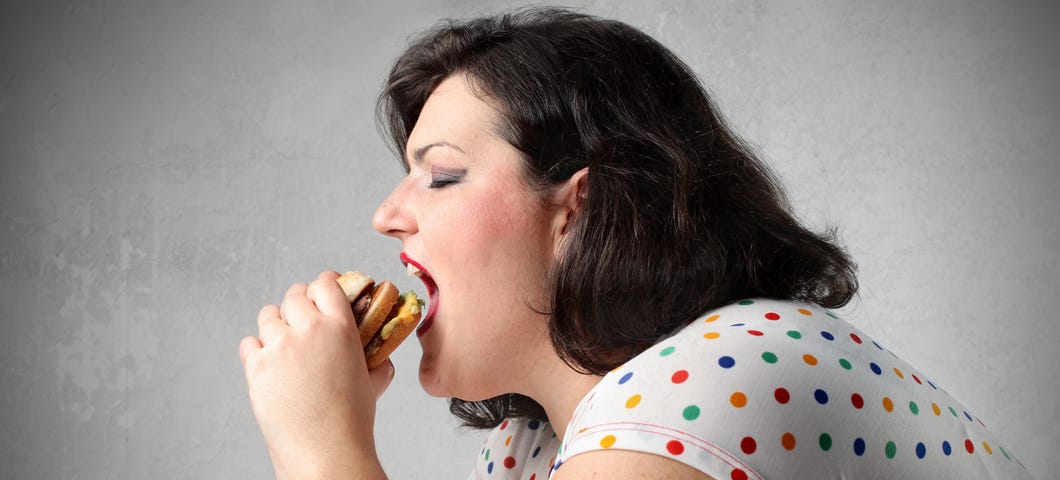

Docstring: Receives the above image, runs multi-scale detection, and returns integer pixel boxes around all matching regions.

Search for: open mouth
[400,252,438,337]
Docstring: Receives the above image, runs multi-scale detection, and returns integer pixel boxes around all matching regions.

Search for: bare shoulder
[550,449,717,480]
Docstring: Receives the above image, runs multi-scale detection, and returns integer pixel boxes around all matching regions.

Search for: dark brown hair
[378,8,858,429]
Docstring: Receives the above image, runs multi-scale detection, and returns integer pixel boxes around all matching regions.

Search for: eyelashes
[428,169,466,189]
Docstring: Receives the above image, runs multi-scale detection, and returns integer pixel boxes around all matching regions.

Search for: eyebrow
[410,141,468,164]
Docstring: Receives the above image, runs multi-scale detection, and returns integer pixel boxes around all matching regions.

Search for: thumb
[368,359,396,400]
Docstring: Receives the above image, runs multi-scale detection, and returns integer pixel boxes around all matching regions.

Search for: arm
[551,450,717,480]
[239,271,392,480]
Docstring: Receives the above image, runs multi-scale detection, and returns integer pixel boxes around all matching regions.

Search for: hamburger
[336,271,423,369]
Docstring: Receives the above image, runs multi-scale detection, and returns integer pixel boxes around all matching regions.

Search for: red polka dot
[850,333,863,344]
[529,475,536,480]
[740,436,757,454]
[765,312,780,320]
[500,419,509,430]
[851,393,864,409]
[781,432,796,451]
[748,330,764,336]
[666,440,685,455]
[965,439,975,454]
[731,469,749,480]
[503,456,516,469]
[671,370,689,384]
[912,374,923,385]
[774,388,790,404]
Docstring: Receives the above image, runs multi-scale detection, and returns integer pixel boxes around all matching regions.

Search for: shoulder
[557,298,1034,479]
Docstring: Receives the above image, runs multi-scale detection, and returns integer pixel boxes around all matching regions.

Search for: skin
[241,74,715,479]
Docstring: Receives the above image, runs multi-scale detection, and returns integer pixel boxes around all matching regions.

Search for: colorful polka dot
[731,469,749,480]
[916,442,927,459]
[683,405,701,420]
[909,401,919,415]
[730,392,748,408]
[504,456,516,469]
[965,439,974,454]
[850,333,863,344]
[882,397,894,412]
[851,393,865,409]
[912,374,922,385]
[532,446,541,458]
[983,441,993,455]
[704,332,721,339]
[500,420,509,430]
[671,370,689,384]
[819,433,832,451]
[826,311,839,319]
[747,330,764,336]
[787,330,802,339]
[505,435,512,446]
[932,403,941,416]
[814,389,829,404]
[893,367,904,379]
[949,406,958,418]
[487,461,494,473]
[618,372,633,385]
[839,358,852,370]
[765,312,781,320]
[781,432,796,450]
[885,441,897,459]
[626,394,642,409]
[869,362,882,375]
[853,438,866,456]
[762,351,778,364]
[738,300,754,305]
[666,440,684,455]
[740,436,757,454]
[718,356,735,369]
[705,314,720,323]
[774,388,791,404]
[798,308,813,316]
[964,411,974,422]
[803,354,818,366]
[660,346,676,356]
[820,331,835,341]
[600,434,616,448]
[528,420,540,430]
[943,441,952,456]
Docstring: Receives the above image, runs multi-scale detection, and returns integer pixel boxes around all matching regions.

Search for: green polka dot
[683,405,701,421]
[738,300,755,305]
[660,346,676,356]
[485,449,490,460]
[949,406,958,418]
[819,433,832,451]
[826,311,838,319]
[885,441,897,459]
[838,358,852,370]
[786,330,802,339]
[1000,446,1011,460]
[762,351,778,364]
[909,401,919,415]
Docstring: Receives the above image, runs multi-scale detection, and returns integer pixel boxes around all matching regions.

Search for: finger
[280,282,316,327]
[307,271,354,319]
[368,359,396,400]
[239,335,263,367]
[258,304,286,344]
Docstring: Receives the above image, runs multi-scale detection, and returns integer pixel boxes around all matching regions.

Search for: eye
[428,169,465,189]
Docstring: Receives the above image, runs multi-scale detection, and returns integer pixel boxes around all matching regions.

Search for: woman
[239,9,1033,479]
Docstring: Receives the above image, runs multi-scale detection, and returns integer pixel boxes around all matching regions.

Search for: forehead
[406,75,505,159]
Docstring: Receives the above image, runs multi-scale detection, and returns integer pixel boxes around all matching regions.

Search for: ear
[550,167,589,250]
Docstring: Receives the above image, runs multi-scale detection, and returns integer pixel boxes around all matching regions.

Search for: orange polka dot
[704,332,721,339]
[781,432,796,450]
[505,435,512,446]
[600,435,617,448]
[932,403,941,416]
[625,394,642,409]
[893,367,904,379]
[802,354,818,366]
[577,427,588,434]
[705,314,720,323]
[730,392,748,408]
[882,397,894,412]
[983,441,993,455]
[797,308,812,316]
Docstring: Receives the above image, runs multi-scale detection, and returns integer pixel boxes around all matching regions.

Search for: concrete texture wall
[2,1,1056,478]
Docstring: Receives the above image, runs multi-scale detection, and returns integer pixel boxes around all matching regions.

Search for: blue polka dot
[927,380,938,390]
[814,389,829,404]
[528,419,540,430]
[532,446,541,458]
[618,372,633,385]
[942,441,952,456]
[873,341,884,350]
[854,438,866,456]
[820,331,835,341]
[870,362,882,375]
[730,323,745,327]
[718,356,736,369]
[916,442,927,459]
[487,461,494,474]
[964,411,974,422]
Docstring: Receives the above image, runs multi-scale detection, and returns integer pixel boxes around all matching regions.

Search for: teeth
[406,263,424,277]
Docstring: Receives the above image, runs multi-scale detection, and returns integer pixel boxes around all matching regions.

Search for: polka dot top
[467,299,1033,479]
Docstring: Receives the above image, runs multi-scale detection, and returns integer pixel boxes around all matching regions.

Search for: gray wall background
[2,0,1057,478]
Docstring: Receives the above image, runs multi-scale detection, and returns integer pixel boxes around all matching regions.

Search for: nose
[373,178,416,239]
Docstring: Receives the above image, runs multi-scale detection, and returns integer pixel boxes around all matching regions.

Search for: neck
[517,350,603,440]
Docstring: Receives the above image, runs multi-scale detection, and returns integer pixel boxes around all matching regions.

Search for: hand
[239,271,392,479]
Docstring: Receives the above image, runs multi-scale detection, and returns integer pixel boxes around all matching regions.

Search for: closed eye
[428,169,466,189]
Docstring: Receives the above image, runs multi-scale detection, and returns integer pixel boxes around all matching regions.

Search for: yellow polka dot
[625,394,642,409]
[802,354,818,366]
[797,308,812,316]
[730,391,747,408]
[893,367,904,379]
[705,314,721,323]
[882,397,894,412]
[505,435,512,446]
[983,441,993,455]
[600,435,617,448]
[932,403,941,416]
[704,331,721,339]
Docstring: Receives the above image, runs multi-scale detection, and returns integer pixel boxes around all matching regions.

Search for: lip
[400,252,438,337]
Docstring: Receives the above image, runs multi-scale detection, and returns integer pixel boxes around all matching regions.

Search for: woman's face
[373,74,565,399]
